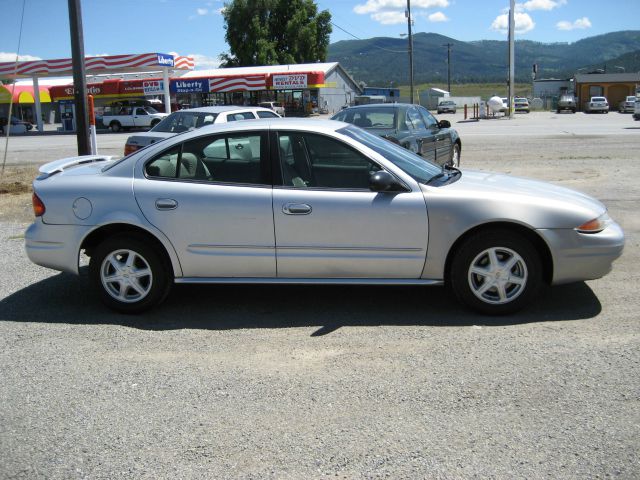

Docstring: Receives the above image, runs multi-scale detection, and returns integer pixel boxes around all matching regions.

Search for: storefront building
[574,72,640,111]
[175,62,361,115]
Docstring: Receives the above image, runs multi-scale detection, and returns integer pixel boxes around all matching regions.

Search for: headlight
[576,212,611,234]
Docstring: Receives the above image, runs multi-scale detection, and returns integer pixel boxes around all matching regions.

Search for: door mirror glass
[438,119,451,129]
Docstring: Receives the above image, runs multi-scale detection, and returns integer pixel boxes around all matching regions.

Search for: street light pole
[68,0,90,155]
[443,43,453,93]
[507,0,515,118]
[406,0,414,104]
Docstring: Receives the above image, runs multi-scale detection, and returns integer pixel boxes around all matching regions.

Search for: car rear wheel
[450,143,461,168]
[110,121,121,133]
[89,234,172,313]
[449,229,542,315]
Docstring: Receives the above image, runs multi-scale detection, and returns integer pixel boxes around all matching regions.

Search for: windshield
[151,111,218,133]
[144,106,160,114]
[339,125,441,183]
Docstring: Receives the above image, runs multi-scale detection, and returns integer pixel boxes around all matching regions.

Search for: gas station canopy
[0,52,194,78]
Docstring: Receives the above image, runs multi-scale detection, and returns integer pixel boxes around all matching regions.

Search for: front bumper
[25,219,92,275]
[538,221,625,285]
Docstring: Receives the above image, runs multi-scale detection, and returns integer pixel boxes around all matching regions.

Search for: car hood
[126,131,175,146]
[422,169,606,229]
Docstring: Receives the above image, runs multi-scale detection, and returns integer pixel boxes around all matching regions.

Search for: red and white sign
[208,75,266,92]
[143,80,164,95]
[272,74,308,89]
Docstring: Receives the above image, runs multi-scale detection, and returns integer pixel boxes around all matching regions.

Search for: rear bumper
[24,219,91,275]
[538,222,625,285]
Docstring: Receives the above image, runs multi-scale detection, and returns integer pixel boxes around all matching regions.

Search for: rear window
[152,111,218,133]
[332,108,396,129]
[592,97,606,102]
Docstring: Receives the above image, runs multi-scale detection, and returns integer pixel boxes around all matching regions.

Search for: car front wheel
[89,234,172,313]
[449,229,542,315]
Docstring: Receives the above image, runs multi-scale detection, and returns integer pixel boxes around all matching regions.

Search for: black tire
[89,234,173,313]
[150,119,161,129]
[109,121,121,133]
[448,229,542,315]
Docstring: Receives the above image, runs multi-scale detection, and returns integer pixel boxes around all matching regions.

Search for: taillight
[124,144,139,156]
[32,192,46,217]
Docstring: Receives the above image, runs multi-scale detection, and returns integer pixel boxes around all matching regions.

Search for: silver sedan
[25,119,624,315]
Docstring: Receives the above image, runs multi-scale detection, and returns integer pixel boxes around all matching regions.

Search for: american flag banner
[208,75,267,92]
[0,53,194,77]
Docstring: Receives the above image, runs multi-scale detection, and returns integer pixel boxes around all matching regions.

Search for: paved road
[1,112,638,479]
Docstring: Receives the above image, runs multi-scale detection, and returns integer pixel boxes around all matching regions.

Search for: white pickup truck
[102,106,168,132]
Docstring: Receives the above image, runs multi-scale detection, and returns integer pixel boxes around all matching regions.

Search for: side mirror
[369,171,403,192]
[438,119,451,129]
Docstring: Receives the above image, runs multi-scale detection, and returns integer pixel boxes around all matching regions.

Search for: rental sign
[143,80,165,95]
[272,74,308,89]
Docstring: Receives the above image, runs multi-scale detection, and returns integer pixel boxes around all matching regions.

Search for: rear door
[134,130,276,278]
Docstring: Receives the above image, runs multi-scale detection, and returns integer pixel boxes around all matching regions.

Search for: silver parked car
[25,119,624,315]
[584,96,609,113]
[618,96,636,113]
[124,106,281,155]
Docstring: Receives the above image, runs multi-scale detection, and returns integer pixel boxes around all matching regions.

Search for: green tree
[220,0,332,66]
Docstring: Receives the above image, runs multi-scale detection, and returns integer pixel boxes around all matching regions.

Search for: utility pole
[507,0,515,118]
[443,43,453,93]
[68,0,90,155]
[406,0,414,104]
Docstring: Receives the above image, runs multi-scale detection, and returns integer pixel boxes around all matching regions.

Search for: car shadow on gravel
[0,272,602,335]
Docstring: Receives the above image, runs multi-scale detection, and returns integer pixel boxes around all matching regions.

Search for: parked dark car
[331,103,461,167]
[0,115,33,132]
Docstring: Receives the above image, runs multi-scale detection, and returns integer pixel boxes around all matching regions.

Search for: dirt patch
[0,166,38,223]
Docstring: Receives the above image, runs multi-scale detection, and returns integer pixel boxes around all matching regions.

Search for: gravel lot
[1,112,639,479]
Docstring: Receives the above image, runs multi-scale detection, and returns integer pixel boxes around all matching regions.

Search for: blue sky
[1,0,637,69]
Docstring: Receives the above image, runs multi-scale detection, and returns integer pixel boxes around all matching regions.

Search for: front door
[272,131,428,278]
[134,131,276,277]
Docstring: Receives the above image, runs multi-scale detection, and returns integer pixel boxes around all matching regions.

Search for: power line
[330,21,407,54]
[2,0,27,178]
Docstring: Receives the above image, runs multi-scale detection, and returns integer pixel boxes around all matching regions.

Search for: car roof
[175,106,275,114]
[157,118,348,139]
[339,103,409,111]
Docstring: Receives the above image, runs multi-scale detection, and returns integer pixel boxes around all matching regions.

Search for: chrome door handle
[155,198,178,210]
[282,203,312,215]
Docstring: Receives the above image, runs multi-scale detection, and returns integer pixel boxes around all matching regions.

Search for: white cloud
[354,0,449,14]
[0,52,42,62]
[354,0,450,25]
[371,11,407,25]
[557,16,592,30]
[520,0,566,11]
[88,53,110,57]
[215,7,225,15]
[428,11,449,22]
[196,8,208,15]
[491,12,535,34]
[188,53,220,69]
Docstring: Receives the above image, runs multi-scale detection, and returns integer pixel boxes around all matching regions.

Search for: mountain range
[327,31,640,86]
